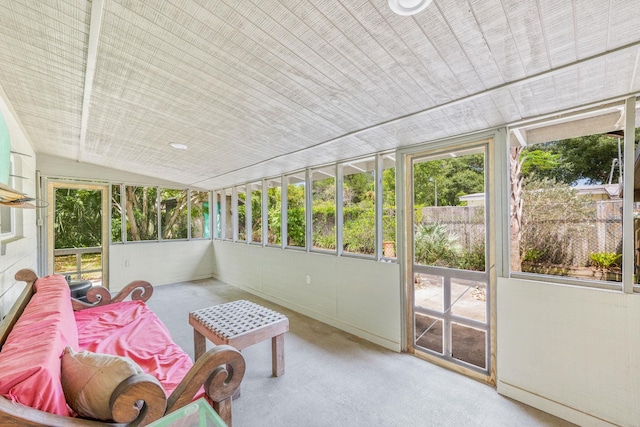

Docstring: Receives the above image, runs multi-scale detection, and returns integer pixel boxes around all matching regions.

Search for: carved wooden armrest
[110,373,167,425]
[0,396,115,426]
[165,345,245,426]
[72,281,153,311]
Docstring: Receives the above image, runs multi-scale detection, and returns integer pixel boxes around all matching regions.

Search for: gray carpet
[146,278,575,427]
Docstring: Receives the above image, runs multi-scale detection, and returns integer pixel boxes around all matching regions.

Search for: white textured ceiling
[0,0,639,189]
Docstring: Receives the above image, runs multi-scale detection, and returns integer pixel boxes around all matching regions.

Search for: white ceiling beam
[511,128,527,147]
[523,111,623,145]
[78,0,104,163]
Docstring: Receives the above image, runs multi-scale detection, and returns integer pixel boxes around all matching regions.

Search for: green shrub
[589,252,621,271]
[458,242,486,271]
[414,223,462,267]
[522,249,543,263]
[343,209,375,254]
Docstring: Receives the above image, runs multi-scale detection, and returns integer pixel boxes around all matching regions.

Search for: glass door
[47,182,109,288]
[409,144,490,376]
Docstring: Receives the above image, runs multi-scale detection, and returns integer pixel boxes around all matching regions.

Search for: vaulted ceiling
[0,0,639,189]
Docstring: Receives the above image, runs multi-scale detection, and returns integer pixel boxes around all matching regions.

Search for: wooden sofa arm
[0,374,167,427]
[72,280,153,311]
[13,268,153,312]
[0,396,117,426]
[166,345,245,426]
[110,373,167,425]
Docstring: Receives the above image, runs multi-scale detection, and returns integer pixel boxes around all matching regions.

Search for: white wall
[35,154,215,291]
[37,154,190,188]
[497,277,640,426]
[211,241,402,351]
[109,240,214,291]
[0,88,38,318]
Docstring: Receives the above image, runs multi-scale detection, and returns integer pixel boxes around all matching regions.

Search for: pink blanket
[0,274,78,416]
[74,300,193,397]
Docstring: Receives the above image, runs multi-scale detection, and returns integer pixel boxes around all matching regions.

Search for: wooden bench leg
[272,333,285,377]
[194,329,206,360]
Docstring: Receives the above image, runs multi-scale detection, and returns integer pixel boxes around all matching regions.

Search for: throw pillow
[61,347,143,421]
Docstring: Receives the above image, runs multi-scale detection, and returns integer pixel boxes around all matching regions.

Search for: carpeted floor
[146,277,576,427]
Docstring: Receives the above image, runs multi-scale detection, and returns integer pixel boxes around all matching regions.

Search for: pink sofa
[0,269,245,426]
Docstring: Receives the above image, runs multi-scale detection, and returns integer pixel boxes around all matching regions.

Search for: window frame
[507,99,637,293]
[284,171,306,250]
[339,156,377,259]
[0,154,15,239]
[309,164,337,254]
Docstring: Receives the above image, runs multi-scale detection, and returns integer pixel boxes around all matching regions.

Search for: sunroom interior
[1,1,640,426]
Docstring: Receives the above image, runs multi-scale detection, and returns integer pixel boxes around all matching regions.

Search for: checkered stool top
[190,300,287,339]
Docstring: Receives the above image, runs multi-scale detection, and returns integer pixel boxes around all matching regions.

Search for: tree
[413,155,484,207]
[510,146,523,272]
[520,149,561,181]
[520,130,640,185]
[54,188,102,248]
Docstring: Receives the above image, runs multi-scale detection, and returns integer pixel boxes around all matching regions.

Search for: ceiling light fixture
[169,142,188,150]
[388,0,432,16]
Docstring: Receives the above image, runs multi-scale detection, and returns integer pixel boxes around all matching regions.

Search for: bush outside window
[342,157,375,256]
[249,182,262,243]
[382,157,396,258]
[266,178,282,245]
[110,185,122,243]
[236,185,247,242]
[311,166,336,251]
[285,173,306,248]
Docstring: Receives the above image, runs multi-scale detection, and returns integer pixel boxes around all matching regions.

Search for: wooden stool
[189,300,289,377]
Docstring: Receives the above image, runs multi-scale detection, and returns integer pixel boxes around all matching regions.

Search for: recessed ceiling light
[169,142,188,150]
[388,0,432,16]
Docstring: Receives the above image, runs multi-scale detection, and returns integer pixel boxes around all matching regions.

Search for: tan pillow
[61,347,143,421]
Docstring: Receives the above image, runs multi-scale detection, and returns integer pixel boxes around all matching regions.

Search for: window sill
[509,271,623,292]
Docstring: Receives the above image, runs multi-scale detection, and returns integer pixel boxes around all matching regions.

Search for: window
[111,185,209,242]
[223,188,232,240]
[125,186,158,241]
[266,177,282,245]
[509,103,636,287]
[213,190,222,239]
[413,148,486,271]
[311,166,336,251]
[285,172,306,248]
[110,184,123,243]
[0,155,14,238]
[0,200,12,236]
[236,185,247,242]
[382,155,396,259]
[248,182,262,244]
[190,191,210,239]
[342,157,375,256]
[160,189,187,240]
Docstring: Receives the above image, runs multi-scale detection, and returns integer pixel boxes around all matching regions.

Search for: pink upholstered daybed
[0,269,245,426]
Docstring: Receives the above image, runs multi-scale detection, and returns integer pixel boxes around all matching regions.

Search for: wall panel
[109,240,213,290]
[212,241,401,351]
[497,277,640,426]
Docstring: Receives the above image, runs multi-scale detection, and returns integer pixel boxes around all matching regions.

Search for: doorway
[406,142,492,380]
[47,182,109,288]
